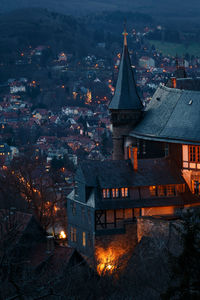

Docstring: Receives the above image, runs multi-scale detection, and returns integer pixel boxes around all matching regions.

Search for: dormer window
[102,188,129,199]
[103,189,110,198]
[121,187,129,197]
[112,188,119,198]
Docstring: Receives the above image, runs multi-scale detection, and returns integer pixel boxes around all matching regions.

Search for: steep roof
[109,36,143,110]
[130,84,200,144]
[77,158,185,188]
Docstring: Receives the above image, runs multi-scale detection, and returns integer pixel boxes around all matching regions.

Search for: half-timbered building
[67,30,200,256]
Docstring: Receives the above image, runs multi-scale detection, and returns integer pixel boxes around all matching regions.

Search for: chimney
[128,146,138,171]
[171,77,177,88]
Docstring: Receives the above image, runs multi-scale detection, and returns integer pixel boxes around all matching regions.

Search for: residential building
[67,30,200,261]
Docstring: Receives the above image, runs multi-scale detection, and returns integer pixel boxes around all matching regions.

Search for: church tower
[109,28,143,160]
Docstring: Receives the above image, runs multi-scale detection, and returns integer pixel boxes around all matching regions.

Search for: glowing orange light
[96,247,126,275]
[59,231,66,239]
[172,77,176,88]
[54,205,59,212]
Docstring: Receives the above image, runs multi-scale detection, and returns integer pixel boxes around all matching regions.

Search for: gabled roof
[130,84,200,144]
[109,36,143,110]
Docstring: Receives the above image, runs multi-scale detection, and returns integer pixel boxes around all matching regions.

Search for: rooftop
[109,33,143,111]
[130,84,200,144]
[77,158,185,188]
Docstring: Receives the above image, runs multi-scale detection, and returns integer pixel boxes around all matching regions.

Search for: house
[0,209,87,299]
[139,56,155,69]
[0,143,12,164]
[10,82,26,94]
[67,29,200,263]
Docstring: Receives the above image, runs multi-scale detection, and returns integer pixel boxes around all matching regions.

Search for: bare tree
[1,149,67,233]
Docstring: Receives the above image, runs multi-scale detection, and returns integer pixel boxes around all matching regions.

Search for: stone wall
[137,217,170,242]
[94,223,138,271]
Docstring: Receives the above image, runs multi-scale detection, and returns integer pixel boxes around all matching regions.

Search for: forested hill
[0,0,199,26]
[0,8,91,60]
[0,8,156,62]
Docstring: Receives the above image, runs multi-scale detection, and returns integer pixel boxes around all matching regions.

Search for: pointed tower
[109,27,143,160]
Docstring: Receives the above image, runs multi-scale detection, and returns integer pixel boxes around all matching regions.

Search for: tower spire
[109,23,143,111]
[123,21,128,47]
[109,24,143,160]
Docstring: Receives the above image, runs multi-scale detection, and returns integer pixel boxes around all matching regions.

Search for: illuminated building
[67,28,200,266]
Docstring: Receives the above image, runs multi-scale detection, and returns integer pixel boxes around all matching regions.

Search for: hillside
[0,8,91,60]
[0,0,200,26]
[0,7,157,63]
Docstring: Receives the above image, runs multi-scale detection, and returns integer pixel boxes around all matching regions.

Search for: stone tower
[109,28,143,160]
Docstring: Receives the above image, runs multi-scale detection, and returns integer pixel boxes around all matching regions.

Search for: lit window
[150,185,176,197]
[158,186,166,196]
[166,185,176,196]
[189,146,200,162]
[177,184,185,193]
[121,188,129,197]
[70,227,77,242]
[112,188,119,198]
[149,186,157,196]
[82,232,86,247]
[103,188,110,198]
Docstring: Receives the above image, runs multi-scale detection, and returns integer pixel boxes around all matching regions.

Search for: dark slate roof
[130,85,200,144]
[109,45,143,110]
[77,158,185,188]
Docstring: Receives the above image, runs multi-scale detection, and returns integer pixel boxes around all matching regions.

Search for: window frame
[149,185,177,197]
[70,227,77,242]
[102,188,129,199]
[82,231,86,247]
[189,146,200,163]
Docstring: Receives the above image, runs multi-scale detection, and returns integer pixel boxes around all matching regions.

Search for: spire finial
[122,21,128,47]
